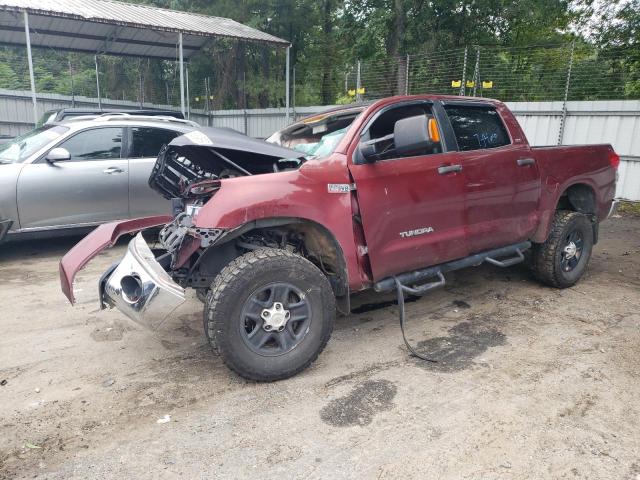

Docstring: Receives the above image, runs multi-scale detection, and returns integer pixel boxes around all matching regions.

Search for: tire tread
[204,247,335,381]
[531,210,591,288]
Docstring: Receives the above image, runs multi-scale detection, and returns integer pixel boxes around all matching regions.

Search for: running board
[374,241,531,293]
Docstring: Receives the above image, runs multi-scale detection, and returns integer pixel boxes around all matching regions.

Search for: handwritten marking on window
[473,132,498,148]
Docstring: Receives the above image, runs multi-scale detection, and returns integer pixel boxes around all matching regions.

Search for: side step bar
[374,241,531,293]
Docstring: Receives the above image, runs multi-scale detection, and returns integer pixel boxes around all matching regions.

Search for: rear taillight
[608,149,620,169]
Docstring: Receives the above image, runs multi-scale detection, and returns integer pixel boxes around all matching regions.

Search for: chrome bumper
[100,233,185,330]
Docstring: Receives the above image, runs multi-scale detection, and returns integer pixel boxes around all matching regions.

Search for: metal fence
[339,43,640,104]
[0,42,638,114]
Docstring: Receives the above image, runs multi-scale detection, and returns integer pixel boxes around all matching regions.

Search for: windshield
[0,125,69,164]
[266,107,363,160]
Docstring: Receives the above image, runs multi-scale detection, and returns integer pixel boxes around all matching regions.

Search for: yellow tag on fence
[466,80,475,88]
[357,87,366,95]
[482,80,493,89]
[451,80,462,88]
[348,89,356,96]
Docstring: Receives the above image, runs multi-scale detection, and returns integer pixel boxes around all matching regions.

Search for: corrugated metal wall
[1,90,638,200]
[508,100,640,201]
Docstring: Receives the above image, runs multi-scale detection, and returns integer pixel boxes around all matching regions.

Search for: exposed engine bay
[148,110,364,202]
[148,129,305,201]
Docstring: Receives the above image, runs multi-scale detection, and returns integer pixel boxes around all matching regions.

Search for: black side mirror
[358,141,378,164]
[393,114,435,155]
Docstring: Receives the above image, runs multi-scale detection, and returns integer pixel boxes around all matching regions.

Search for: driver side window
[57,127,123,162]
[364,104,442,161]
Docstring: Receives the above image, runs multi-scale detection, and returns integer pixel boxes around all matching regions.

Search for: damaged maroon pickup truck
[60,95,619,381]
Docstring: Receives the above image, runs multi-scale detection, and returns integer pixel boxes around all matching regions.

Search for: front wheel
[204,248,335,381]
[531,210,594,288]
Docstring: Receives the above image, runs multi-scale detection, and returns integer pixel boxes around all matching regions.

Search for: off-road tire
[531,210,594,288]
[204,248,335,381]
[195,288,208,303]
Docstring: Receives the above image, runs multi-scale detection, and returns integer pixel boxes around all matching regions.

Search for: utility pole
[285,46,291,123]
[405,54,410,95]
[472,47,480,97]
[356,61,362,102]
[459,46,468,96]
[68,57,75,107]
[558,40,575,145]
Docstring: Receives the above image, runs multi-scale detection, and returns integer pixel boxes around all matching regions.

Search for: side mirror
[358,141,378,164]
[393,115,439,156]
[46,147,70,164]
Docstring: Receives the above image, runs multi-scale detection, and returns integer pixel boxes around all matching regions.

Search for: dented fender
[192,158,372,291]
[59,215,172,303]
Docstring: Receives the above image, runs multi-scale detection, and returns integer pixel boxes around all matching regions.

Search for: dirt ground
[1,214,639,480]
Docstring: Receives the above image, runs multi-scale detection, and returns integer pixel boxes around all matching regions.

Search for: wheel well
[557,183,596,215]
[556,183,599,243]
[191,218,350,313]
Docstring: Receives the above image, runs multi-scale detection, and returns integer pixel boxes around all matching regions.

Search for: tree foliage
[0,0,637,107]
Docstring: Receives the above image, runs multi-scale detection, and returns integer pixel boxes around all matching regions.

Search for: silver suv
[0,115,198,242]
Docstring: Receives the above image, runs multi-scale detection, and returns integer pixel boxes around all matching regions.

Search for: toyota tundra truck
[60,95,619,381]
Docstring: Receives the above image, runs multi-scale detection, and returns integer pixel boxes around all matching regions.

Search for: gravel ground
[0,214,639,480]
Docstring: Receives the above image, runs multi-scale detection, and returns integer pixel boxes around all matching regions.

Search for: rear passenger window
[444,106,510,151]
[130,128,179,158]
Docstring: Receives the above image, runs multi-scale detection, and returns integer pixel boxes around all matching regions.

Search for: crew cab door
[348,102,468,281]
[126,126,178,217]
[442,103,541,253]
[17,127,128,229]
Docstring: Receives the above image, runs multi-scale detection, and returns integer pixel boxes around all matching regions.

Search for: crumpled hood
[170,127,305,160]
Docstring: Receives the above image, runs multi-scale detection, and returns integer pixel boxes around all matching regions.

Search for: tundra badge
[327,183,355,193]
[400,227,434,238]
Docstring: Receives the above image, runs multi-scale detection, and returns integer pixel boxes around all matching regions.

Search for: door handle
[517,158,535,167]
[103,167,124,174]
[438,164,463,175]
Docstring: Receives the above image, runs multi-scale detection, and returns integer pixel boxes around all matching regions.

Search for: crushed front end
[60,126,305,330]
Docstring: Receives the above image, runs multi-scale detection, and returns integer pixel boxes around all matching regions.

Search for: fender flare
[196,216,351,313]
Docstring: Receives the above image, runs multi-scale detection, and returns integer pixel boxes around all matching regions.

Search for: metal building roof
[0,0,289,59]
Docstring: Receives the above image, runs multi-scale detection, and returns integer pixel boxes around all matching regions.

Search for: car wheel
[204,248,335,381]
[531,210,594,288]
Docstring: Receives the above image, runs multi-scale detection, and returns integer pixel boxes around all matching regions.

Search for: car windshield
[266,107,363,160]
[0,125,69,163]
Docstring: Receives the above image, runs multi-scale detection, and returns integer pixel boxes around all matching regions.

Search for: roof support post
[186,65,190,119]
[179,32,185,116]
[94,55,102,109]
[23,11,37,126]
[285,45,291,123]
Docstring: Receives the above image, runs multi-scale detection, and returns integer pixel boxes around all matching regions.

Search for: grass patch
[617,201,640,216]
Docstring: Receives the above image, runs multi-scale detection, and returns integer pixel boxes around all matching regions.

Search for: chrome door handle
[103,167,124,174]
[517,158,535,166]
[438,164,463,175]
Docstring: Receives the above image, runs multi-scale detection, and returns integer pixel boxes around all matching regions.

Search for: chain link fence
[0,42,638,113]
[305,43,640,106]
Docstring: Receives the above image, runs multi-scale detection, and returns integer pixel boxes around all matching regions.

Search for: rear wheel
[204,248,335,381]
[531,210,594,288]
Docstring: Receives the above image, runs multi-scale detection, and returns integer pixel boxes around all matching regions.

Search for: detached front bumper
[100,233,185,330]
